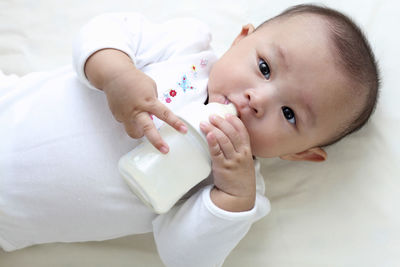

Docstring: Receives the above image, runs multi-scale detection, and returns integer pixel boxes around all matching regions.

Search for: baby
[0,4,379,267]
[83,4,379,210]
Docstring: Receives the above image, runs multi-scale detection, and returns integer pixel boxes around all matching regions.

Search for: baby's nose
[245,90,264,118]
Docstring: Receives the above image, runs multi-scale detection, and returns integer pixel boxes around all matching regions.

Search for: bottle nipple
[205,102,237,118]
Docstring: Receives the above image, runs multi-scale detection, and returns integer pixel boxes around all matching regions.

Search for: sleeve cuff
[73,44,137,91]
[201,185,258,221]
[71,13,139,91]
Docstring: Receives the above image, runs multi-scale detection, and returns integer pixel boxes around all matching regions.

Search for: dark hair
[257,4,380,147]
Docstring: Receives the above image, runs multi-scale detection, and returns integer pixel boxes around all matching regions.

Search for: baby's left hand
[200,114,256,212]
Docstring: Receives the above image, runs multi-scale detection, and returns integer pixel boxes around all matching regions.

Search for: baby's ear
[280,147,327,162]
[232,24,256,46]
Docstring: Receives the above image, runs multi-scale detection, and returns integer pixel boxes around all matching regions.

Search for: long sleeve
[72,12,212,90]
[152,160,270,267]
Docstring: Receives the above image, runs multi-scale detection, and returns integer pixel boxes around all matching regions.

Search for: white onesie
[0,13,270,267]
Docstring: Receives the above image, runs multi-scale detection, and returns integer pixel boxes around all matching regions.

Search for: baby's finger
[206,131,225,161]
[152,101,187,134]
[211,124,236,159]
[224,114,251,149]
[124,119,144,139]
[136,112,169,154]
[201,121,235,159]
[200,122,223,159]
[209,115,242,153]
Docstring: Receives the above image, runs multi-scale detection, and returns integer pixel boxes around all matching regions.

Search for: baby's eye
[282,106,296,125]
[258,59,271,80]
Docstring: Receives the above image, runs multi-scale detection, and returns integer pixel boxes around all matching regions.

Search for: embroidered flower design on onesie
[200,59,208,68]
[160,59,208,104]
[178,74,194,92]
[191,65,198,78]
[170,89,177,97]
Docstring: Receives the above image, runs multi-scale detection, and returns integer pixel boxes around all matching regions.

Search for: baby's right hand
[85,49,187,154]
[103,68,187,153]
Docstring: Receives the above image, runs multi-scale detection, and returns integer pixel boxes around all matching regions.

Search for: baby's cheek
[249,132,274,157]
[250,126,297,158]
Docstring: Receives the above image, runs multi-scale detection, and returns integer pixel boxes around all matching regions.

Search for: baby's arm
[73,13,217,152]
[152,161,270,267]
[84,48,187,153]
[154,110,266,267]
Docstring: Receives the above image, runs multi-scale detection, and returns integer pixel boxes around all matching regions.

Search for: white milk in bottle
[118,102,237,214]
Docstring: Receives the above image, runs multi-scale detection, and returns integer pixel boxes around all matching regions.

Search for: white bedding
[1,0,399,266]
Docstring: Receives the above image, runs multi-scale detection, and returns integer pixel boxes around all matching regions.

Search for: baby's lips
[227,99,241,119]
[224,97,230,104]
[236,107,242,119]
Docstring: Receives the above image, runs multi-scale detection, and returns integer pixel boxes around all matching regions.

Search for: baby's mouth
[224,97,241,119]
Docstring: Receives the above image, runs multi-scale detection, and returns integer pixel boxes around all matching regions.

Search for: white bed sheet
[0,0,399,266]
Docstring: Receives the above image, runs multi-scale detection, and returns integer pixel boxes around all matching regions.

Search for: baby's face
[207,15,356,158]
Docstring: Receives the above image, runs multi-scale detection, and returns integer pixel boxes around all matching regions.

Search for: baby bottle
[118,102,237,214]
